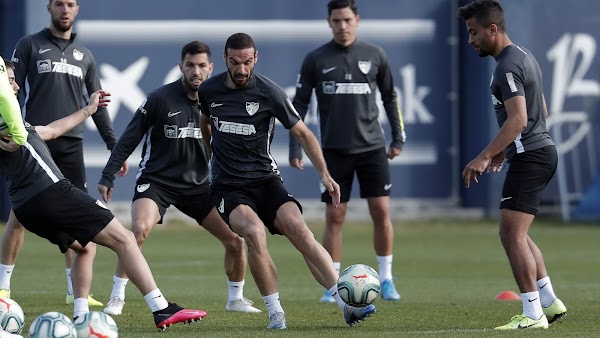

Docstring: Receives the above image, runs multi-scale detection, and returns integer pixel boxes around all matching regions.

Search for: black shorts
[322,147,391,203]
[13,180,113,253]
[211,177,302,235]
[501,146,558,215]
[132,179,213,224]
[46,137,87,192]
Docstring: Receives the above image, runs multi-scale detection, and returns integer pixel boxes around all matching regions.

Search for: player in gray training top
[98,41,259,316]
[1,0,122,306]
[459,0,566,330]
[199,32,376,329]
[289,0,405,303]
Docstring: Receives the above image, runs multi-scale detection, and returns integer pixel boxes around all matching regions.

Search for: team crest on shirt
[73,49,84,61]
[37,60,51,73]
[137,183,150,193]
[358,61,371,74]
[246,102,259,115]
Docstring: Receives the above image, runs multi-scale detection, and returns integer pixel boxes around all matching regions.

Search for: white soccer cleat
[0,327,22,338]
[267,312,286,329]
[103,297,125,316]
[225,298,262,313]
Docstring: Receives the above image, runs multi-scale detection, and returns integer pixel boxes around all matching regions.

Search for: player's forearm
[384,100,406,149]
[37,105,94,141]
[295,127,331,180]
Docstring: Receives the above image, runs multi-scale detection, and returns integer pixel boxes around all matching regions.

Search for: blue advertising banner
[66,0,457,203]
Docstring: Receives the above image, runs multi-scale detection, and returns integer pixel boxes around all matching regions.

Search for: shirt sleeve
[289,53,316,159]
[11,37,31,107]
[85,51,118,150]
[271,84,301,130]
[0,59,28,145]
[376,47,406,150]
[496,60,526,101]
[99,95,158,188]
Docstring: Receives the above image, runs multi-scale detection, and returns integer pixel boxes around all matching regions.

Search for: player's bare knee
[131,221,152,244]
[236,224,265,249]
[222,234,244,253]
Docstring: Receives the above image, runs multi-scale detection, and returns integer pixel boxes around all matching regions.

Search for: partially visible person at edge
[289,0,405,303]
[458,0,566,330]
[1,0,127,306]
[97,41,260,316]
[0,81,207,330]
[199,32,376,329]
[0,56,31,338]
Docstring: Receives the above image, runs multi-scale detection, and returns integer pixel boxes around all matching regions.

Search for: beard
[227,69,252,88]
[52,16,74,33]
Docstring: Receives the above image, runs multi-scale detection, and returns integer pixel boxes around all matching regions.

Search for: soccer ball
[0,298,25,334]
[337,264,381,307]
[28,312,76,338]
[73,311,118,338]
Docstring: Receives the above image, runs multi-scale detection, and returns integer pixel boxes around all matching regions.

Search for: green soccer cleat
[494,314,549,330]
[0,289,10,299]
[66,294,104,306]
[543,298,567,324]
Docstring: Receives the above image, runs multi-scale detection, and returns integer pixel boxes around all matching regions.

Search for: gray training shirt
[290,39,405,158]
[199,72,301,186]
[0,124,65,209]
[99,79,210,193]
[490,44,554,160]
[11,28,117,148]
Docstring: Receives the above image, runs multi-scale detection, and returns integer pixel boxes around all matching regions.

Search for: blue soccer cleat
[381,279,401,301]
[343,304,376,326]
[319,290,336,303]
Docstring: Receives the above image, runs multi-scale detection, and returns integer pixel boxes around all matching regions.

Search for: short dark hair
[327,0,358,16]
[457,0,505,32]
[3,58,14,71]
[49,0,78,4]
[181,41,211,62]
[224,33,256,54]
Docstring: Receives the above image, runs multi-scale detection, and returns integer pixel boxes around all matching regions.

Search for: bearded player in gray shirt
[459,0,566,330]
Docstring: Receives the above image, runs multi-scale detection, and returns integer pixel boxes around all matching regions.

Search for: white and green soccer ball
[0,297,25,334]
[73,311,118,338]
[337,264,381,307]
[28,312,76,338]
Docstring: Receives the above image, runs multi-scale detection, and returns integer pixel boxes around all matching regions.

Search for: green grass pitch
[3,218,599,337]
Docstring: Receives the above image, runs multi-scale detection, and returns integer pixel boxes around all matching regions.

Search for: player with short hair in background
[289,0,405,303]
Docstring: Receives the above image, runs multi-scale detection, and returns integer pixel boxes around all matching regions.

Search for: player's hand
[0,135,20,152]
[388,146,401,159]
[322,176,341,207]
[486,152,505,173]
[97,184,112,203]
[116,161,129,177]
[462,155,490,188]
[87,90,112,114]
[289,158,304,170]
